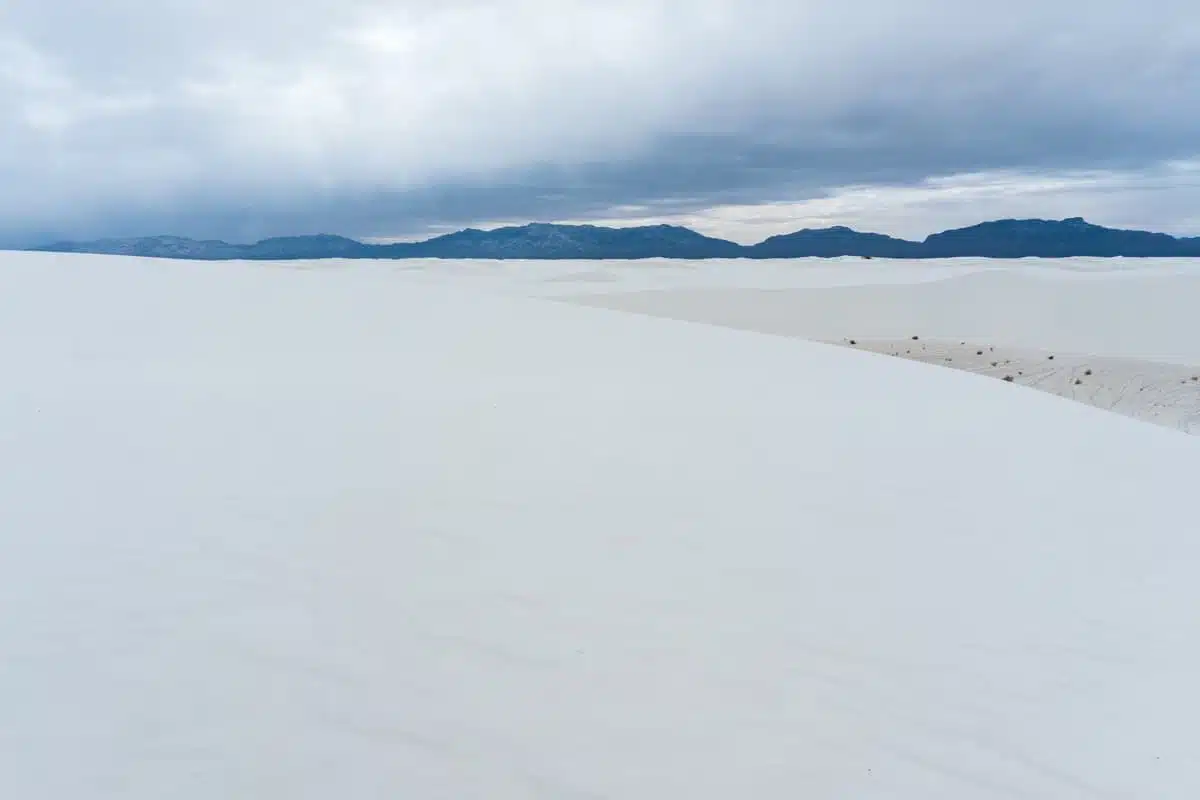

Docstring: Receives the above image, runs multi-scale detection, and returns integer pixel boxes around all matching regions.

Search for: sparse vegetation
[1004,375,1015,382]
[1075,379,1083,385]
[1085,369,1093,376]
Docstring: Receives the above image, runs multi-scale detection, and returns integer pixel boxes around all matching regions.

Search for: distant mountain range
[26,217,1200,260]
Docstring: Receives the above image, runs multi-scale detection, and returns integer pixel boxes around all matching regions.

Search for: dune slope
[566,267,1200,432]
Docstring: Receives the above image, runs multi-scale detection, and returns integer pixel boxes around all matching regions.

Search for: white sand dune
[3,252,1200,798]
[566,267,1200,432]
[562,269,1200,362]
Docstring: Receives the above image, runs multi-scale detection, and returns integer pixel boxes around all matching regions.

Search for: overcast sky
[2,1,1199,244]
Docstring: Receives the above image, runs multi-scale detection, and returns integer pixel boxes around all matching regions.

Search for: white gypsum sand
[839,338,1200,433]
[564,267,1200,433]
[3,252,1200,798]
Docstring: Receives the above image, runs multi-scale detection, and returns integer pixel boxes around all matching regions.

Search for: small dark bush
[1003,375,1015,382]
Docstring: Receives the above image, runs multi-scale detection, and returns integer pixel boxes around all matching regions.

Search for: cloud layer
[2,1,1199,242]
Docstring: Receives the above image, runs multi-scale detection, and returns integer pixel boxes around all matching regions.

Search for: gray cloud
[2,0,1199,243]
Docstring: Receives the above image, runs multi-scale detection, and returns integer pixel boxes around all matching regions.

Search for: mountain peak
[922,216,1184,257]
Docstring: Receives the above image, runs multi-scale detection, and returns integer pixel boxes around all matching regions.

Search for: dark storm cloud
[1,1,1198,242]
